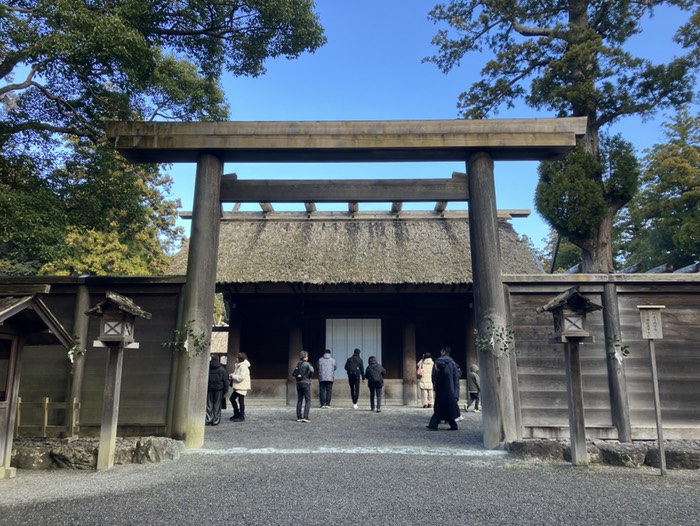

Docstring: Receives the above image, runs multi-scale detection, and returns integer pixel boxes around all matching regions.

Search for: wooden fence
[14,397,80,438]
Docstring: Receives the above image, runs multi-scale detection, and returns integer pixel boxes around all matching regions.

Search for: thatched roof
[169,216,542,285]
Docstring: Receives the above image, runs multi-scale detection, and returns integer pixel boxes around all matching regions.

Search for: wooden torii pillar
[106,118,587,450]
[467,153,519,447]
[171,153,222,446]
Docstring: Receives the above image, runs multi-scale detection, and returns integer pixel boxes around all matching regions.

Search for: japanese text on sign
[639,308,664,340]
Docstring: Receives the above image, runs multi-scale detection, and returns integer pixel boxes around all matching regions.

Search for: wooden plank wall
[617,286,700,439]
[8,275,699,439]
[507,278,700,440]
[17,280,184,435]
[79,287,180,433]
[19,291,76,427]
[508,287,613,431]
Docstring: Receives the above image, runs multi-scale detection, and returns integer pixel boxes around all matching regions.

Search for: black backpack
[292,361,304,380]
[345,357,360,376]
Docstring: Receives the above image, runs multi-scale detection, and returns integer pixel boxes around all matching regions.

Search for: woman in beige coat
[417,352,434,408]
[229,352,251,421]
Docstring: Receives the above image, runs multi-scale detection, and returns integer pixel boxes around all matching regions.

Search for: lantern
[87,291,151,347]
[537,287,602,343]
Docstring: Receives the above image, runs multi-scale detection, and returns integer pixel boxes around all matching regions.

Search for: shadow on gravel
[202,406,485,452]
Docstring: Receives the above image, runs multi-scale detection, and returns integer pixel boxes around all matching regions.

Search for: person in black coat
[427,348,460,430]
[206,355,228,426]
[365,356,386,413]
[344,348,365,408]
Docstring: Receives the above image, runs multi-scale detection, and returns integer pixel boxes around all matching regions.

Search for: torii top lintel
[105,118,587,164]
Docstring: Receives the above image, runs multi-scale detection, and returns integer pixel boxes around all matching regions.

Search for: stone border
[11,437,185,471]
[507,439,700,469]
[11,436,700,471]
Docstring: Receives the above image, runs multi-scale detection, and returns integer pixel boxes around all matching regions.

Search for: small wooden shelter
[0,285,72,478]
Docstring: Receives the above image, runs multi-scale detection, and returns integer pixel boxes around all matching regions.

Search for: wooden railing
[14,397,80,438]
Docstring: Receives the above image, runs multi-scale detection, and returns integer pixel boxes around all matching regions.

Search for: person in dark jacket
[365,356,386,413]
[344,348,365,409]
[427,347,461,430]
[206,355,228,426]
[293,350,314,422]
[465,363,481,413]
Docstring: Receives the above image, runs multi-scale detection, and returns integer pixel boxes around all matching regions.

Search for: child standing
[365,356,386,413]
[465,363,481,413]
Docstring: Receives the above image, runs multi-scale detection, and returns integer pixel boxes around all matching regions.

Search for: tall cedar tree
[618,108,700,270]
[426,1,698,272]
[0,0,326,275]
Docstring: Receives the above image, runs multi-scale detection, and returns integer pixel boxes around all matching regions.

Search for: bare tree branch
[0,67,38,96]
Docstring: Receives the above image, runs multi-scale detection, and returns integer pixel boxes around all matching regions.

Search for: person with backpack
[344,348,365,409]
[292,350,314,422]
[364,356,386,413]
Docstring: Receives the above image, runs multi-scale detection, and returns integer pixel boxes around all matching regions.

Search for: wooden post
[648,338,666,476]
[69,284,90,407]
[171,153,223,447]
[3,336,23,479]
[97,344,124,470]
[503,284,522,438]
[69,398,79,437]
[14,397,21,438]
[638,305,666,476]
[288,322,303,405]
[602,282,632,442]
[402,320,417,406]
[564,339,588,466]
[41,397,49,438]
[467,152,518,448]
[225,298,241,376]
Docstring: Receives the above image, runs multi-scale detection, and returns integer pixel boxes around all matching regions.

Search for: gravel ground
[1,405,698,526]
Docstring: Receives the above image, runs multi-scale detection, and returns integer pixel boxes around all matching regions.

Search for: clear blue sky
[168,1,697,250]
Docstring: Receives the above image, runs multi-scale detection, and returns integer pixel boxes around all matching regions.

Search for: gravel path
[1,406,698,525]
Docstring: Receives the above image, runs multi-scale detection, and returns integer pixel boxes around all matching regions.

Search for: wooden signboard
[639,306,664,340]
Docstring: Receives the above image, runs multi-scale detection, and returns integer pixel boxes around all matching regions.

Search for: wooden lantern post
[87,292,151,470]
[538,287,602,466]
[638,305,666,476]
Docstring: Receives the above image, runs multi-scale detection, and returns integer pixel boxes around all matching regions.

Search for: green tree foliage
[617,108,700,270]
[426,1,698,272]
[0,0,326,275]
[535,135,640,271]
[0,154,68,274]
[535,229,582,273]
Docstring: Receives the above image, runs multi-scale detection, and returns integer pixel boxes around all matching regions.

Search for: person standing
[465,363,481,413]
[365,356,386,413]
[427,359,460,430]
[317,349,337,408]
[417,352,434,408]
[293,350,314,422]
[427,346,461,430]
[229,352,251,422]
[344,348,365,409]
[206,355,227,426]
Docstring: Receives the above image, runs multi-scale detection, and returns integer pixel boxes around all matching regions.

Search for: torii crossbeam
[106,117,586,450]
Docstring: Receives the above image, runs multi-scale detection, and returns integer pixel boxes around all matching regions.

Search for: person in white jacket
[417,352,434,408]
[229,352,251,422]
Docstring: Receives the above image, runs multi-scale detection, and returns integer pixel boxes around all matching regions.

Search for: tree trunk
[581,208,614,273]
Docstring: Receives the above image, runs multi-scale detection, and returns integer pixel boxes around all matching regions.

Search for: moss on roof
[169,218,542,285]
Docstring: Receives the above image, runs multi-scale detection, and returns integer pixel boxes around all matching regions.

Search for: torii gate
[106,118,587,449]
